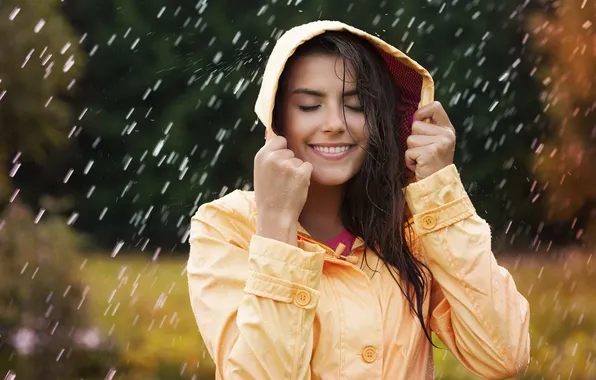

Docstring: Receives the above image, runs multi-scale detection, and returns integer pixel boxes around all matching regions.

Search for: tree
[0,201,118,379]
[0,0,84,201]
[60,0,333,250]
[529,0,596,248]
[60,0,548,251]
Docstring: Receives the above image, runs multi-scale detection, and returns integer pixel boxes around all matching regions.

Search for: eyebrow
[291,88,359,97]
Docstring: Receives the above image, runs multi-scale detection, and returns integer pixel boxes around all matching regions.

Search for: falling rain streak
[0,0,593,378]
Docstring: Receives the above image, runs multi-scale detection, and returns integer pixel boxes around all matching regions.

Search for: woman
[187,20,530,379]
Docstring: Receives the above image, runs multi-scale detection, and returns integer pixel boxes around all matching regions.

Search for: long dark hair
[272,31,435,345]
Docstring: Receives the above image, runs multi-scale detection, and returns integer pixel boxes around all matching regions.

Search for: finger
[265,135,288,150]
[285,157,305,168]
[413,101,452,128]
[298,161,313,177]
[412,121,455,137]
[270,148,295,160]
[407,134,437,148]
[405,148,423,172]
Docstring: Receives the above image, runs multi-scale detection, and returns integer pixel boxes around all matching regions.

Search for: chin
[311,169,356,187]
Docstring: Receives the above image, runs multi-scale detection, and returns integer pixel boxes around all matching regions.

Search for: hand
[254,136,313,244]
[405,101,456,181]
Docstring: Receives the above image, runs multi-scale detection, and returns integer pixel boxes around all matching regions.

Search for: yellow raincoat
[187,20,530,380]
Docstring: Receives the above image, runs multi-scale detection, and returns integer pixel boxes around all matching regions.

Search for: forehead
[284,54,358,91]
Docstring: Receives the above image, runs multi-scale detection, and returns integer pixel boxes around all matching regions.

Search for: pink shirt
[324,229,356,255]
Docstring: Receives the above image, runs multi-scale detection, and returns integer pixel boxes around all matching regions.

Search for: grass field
[81,249,595,379]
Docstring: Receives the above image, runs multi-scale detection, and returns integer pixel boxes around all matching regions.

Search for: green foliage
[80,254,214,378]
[0,202,118,379]
[56,0,550,250]
[433,251,596,379]
[0,0,84,200]
[78,251,596,379]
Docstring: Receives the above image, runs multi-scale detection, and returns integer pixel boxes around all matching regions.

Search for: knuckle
[440,136,452,146]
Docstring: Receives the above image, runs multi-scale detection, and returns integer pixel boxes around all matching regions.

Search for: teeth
[313,146,351,154]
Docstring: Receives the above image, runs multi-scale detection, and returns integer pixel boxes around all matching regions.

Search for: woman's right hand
[253,136,313,245]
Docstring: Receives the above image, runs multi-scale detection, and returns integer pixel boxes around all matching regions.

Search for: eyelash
[299,105,363,112]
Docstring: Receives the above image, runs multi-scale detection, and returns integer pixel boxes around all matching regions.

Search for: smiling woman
[187,20,530,380]
[278,53,368,187]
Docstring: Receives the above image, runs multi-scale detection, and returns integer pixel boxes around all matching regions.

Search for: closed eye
[299,105,320,112]
[346,105,363,112]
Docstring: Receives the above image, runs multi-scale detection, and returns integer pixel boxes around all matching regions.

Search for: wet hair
[272,31,436,345]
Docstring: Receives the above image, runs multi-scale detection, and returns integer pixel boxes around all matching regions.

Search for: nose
[323,105,347,133]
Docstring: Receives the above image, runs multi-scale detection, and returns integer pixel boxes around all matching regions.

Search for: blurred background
[0,0,594,378]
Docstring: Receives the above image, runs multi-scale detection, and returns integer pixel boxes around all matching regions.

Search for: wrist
[256,211,297,246]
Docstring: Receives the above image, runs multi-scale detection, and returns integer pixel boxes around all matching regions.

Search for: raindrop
[63,168,74,183]
[131,38,140,50]
[488,100,498,112]
[56,348,65,361]
[9,189,21,203]
[67,212,79,225]
[161,181,170,194]
[232,31,241,44]
[86,185,95,199]
[153,139,165,156]
[104,368,117,380]
[34,19,45,33]
[111,240,124,257]
[34,208,45,224]
[78,108,88,120]
[21,48,34,68]
[83,160,94,174]
[8,7,20,20]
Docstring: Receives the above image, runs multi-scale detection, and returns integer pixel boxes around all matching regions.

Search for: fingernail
[408,115,414,125]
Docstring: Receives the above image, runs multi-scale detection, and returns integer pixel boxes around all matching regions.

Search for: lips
[311,145,352,154]
[309,144,355,160]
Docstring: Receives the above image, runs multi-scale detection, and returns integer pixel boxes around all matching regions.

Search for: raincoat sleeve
[187,195,326,380]
[405,164,531,379]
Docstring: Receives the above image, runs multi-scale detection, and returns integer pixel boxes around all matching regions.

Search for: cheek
[347,115,367,142]
[284,109,317,139]
[281,112,308,156]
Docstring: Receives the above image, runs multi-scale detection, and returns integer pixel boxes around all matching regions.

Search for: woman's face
[279,54,368,187]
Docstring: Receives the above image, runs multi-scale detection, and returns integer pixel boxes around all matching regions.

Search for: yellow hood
[255,20,435,141]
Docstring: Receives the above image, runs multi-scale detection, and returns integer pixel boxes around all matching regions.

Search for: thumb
[405,149,419,173]
[299,161,314,177]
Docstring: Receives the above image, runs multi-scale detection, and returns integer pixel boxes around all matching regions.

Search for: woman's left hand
[405,101,456,181]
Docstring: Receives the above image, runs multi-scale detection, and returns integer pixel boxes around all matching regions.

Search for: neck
[299,181,344,242]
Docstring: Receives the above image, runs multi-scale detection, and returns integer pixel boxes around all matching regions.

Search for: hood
[255,20,435,148]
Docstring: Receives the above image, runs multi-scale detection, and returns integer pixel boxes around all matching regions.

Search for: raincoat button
[362,346,377,363]
[294,290,311,307]
[421,215,437,230]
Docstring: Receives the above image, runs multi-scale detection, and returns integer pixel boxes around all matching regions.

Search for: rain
[0,0,594,378]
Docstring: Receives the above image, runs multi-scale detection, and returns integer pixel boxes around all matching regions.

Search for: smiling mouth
[309,145,354,154]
